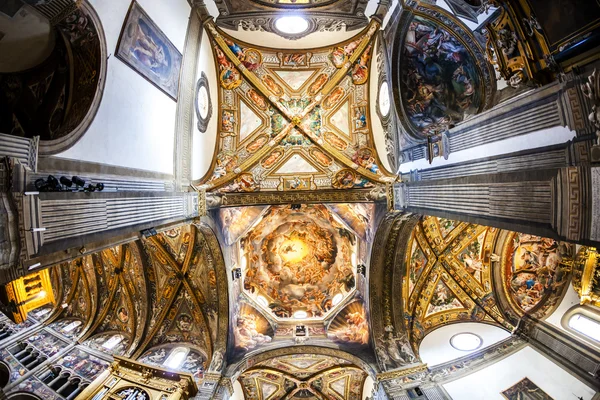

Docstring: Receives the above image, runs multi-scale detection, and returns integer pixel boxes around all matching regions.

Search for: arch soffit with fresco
[223,345,378,379]
[390,2,496,143]
[368,212,420,371]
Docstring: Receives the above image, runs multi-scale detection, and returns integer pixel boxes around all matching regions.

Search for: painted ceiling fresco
[198,21,395,192]
[404,217,575,352]
[240,205,358,320]
[238,354,367,400]
[35,224,229,390]
[404,217,511,352]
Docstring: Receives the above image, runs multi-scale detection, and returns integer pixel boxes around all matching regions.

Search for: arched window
[62,321,82,333]
[561,305,600,346]
[163,347,189,369]
[568,314,600,341]
[102,334,124,350]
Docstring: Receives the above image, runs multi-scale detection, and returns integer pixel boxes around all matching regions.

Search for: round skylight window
[293,310,308,319]
[379,81,391,117]
[449,332,482,351]
[275,16,309,35]
[332,293,343,306]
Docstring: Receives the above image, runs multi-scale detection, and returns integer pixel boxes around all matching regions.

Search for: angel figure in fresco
[221,110,235,132]
[354,107,367,130]
[330,47,347,68]
[324,87,345,109]
[344,38,361,57]
[248,89,267,110]
[234,314,272,351]
[283,53,306,67]
[246,136,267,153]
[146,348,166,364]
[224,37,244,60]
[462,251,484,274]
[308,74,328,95]
[352,147,380,175]
[311,150,332,167]
[351,45,372,84]
[263,75,283,96]
[215,47,229,69]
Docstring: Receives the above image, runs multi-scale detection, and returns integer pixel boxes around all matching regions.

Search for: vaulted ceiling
[238,354,368,400]
[403,216,574,353]
[42,223,229,386]
[197,21,395,192]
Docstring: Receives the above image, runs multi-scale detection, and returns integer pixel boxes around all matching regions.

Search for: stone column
[515,315,600,391]
[0,133,38,172]
[173,7,203,191]
[22,190,198,265]
[395,164,596,246]
[402,138,593,183]
[1,159,199,284]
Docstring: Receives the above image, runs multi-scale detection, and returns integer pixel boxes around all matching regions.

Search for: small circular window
[379,81,391,117]
[450,332,483,351]
[275,16,309,35]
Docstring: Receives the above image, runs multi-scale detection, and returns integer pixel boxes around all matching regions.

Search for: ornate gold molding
[376,363,428,381]
[214,187,387,207]
[573,247,600,307]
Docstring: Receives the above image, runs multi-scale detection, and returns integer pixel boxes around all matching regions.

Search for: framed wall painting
[116,1,182,100]
[501,377,554,400]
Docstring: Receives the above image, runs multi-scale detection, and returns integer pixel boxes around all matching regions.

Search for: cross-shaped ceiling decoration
[200,21,395,193]
[239,354,367,400]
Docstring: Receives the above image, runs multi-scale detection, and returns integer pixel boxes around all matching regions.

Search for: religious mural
[232,303,274,353]
[501,377,554,400]
[503,233,572,313]
[327,203,375,242]
[241,205,357,320]
[48,318,84,340]
[217,206,266,245]
[198,20,394,192]
[26,330,68,358]
[56,348,109,381]
[425,279,465,316]
[327,302,370,347]
[116,1,182,100]
[400,15,481,136]
[83,333,131,356]
[404,217,510,352]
